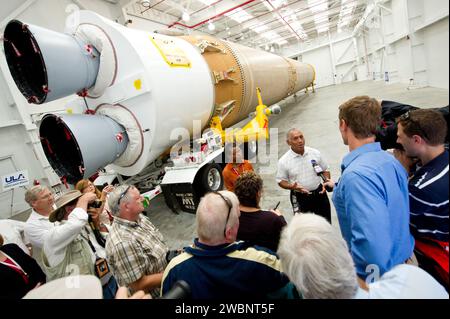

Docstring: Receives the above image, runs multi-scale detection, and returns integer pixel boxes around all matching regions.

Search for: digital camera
[88,199,102,209]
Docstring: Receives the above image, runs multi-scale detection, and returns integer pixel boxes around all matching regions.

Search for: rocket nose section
[39,113,128,184]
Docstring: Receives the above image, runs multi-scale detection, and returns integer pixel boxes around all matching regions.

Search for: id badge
[95,258,110,278]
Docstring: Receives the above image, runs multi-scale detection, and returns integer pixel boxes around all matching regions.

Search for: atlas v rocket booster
[3,11,315,184]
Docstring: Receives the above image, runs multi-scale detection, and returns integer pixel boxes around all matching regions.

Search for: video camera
[375,101,449,150]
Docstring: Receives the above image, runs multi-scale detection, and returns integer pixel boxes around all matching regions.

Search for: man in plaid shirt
[105,184,168,298]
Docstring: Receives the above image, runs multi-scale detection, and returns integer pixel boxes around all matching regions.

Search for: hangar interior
[0,0,448,299]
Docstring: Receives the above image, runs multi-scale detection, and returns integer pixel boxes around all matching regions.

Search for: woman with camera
[75,179,115,236]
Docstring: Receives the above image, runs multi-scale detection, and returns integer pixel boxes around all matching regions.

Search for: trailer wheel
[194,163,224,195]
[243,140,258,160]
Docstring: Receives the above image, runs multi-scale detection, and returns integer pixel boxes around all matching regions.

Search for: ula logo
[5,174,26,184]
[2,170,29,190]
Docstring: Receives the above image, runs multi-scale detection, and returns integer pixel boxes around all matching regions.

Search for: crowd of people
[0,96,448,299]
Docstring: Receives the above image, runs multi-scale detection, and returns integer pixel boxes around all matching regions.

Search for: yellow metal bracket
[209,87,275,145]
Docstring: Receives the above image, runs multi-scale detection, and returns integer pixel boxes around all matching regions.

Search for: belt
[293,185,322,195]
[310,185,323,194]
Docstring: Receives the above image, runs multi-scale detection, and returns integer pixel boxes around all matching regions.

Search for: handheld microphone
[311,160,333,192]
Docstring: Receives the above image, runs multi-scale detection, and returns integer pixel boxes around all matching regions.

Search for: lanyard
[0,252,29,284]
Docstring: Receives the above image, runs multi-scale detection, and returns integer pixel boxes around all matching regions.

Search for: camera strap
[81,228,99,257]
[81,228,112,285]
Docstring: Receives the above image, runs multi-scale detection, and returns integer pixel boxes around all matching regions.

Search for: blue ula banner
[2,170,30,191]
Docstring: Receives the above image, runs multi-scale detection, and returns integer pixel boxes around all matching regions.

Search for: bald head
[286,128,306,155]
[286,128,301,141]
[196,191,240,244]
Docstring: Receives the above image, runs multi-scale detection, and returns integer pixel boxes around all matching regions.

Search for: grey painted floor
[146,80,449,250]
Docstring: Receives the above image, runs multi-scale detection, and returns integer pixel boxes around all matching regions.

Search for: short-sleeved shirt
[223,161,254,191]
[409,150,449,242]
[277,147,329,191]
[237,210,287,252]
[105,214,168,298]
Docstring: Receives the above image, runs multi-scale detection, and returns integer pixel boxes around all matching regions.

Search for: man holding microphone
[277,128,332,223]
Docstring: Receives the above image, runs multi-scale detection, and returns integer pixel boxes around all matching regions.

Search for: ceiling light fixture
[141,0,151,8]
[182,12,190,22]
[208,22,215,31]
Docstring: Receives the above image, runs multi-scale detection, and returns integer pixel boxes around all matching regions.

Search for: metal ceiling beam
[265,0,302,40]
[141,0,167,14]
[241,8,365,47]
[168,0,257,29]
[217,0,361,38]
[223,0,363,41]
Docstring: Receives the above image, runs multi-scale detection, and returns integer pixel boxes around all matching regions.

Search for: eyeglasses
[397,111,430,141]
[213,191,232,237]
[38,192,53,200]
[117,185,131,206]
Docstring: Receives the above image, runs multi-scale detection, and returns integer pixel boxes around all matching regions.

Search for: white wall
[278,0,449,90]
[0,0,124,218]
[421,10,449,89]
[304,46,334,88]
[334,36,358,83]
[282,31,356,88]
[361,0,449,89]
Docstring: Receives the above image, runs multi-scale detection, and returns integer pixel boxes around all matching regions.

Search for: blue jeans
[102,276,118,299]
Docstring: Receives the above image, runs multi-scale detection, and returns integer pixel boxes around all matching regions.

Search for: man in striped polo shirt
[397,109,449,290]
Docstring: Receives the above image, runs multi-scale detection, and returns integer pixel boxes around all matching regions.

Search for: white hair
[24,185,50,206]
[277,213,358,299]
[107,184,132,217]
[196,191,240,243]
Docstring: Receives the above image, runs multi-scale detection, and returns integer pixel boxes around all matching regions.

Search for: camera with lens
[88,199,103,209]
[376,101,448,150]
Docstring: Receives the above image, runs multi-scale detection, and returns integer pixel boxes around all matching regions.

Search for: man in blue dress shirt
[325,96,414,285]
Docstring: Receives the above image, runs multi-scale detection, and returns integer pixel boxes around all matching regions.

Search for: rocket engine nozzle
[3,20,100,104]
[39,114,128,184]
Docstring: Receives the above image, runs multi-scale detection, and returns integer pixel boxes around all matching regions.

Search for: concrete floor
[146,80,449,250]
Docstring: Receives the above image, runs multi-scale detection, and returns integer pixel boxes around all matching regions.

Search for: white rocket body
[3,11,315,184]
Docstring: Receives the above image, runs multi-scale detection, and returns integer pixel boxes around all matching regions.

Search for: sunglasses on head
[213,191,232,237]
[117,185,131,206]
[397,111,430,141]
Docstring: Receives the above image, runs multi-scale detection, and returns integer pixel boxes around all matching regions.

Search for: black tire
[243,140,258,160]
[194,163,224,195]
